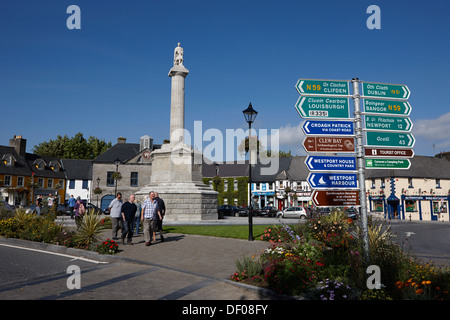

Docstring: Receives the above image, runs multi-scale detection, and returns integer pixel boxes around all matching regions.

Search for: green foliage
[32,132,112,159]
[203,176,248,206]
[73,209,103,249]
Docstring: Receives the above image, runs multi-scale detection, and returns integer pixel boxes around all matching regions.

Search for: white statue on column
[174,42,184,66]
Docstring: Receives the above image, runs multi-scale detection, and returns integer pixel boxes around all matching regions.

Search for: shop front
[401,195,449,221]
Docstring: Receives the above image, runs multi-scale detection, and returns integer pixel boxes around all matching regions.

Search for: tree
[32,133,112,159]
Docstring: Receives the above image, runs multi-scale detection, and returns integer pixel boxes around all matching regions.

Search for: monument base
[135,182,218,221]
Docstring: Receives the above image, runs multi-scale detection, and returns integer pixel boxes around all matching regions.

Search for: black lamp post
[242,102,258,241]
[114,158,121,196]
[96,177,101,207]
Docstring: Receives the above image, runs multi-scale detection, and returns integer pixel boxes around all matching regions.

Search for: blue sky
[1,0,449,160]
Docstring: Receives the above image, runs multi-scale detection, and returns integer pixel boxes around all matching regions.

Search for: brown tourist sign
[311,190,360,207]
[303,136,355,153]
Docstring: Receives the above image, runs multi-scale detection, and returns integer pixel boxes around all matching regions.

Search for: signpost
[363,99,411,116]
[361,82,410,100]
[364,115,413,132]
[295,96,350,119]
[312,190,360,207]
[302,120,354,136]
[307,172,358,189]
[364,147,414,158]
[303,136,355,153]
[365,132,415,148]
[295,79,350,96]
[365,158,411,170]
[305,155,357,172]
[295,77,413,264]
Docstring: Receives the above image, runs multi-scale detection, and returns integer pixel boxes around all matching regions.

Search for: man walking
[109,192,123,240]
[154,192,166,242]
[141,191,162,246]
[121,194,137,245]
[68,195,76,219]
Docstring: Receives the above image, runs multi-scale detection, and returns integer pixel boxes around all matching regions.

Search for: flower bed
[231,212,450,300]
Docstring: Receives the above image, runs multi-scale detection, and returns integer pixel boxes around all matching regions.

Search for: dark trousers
[121,219,134,240]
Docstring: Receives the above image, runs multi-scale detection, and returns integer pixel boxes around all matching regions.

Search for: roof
[93,143,140,163]
[25,153,66,179]
[202,160,248,177]
[0,146,32,176]
[61,159,93,180]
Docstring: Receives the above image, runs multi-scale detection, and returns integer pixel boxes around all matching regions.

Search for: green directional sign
[363,99,411,116]
[296,79,350,97]
[366,131,415,148]
[361,82,410,100]
[295,96,350,119]
[365,158,411,170]
[364,115,413,132]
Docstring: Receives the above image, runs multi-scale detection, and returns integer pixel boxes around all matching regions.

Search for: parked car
[217,205,247,218]
[277,206,309,219]
[0,201,15,213]
[25,203,67,215]
[261,206,278,217]
[346,208,359,220]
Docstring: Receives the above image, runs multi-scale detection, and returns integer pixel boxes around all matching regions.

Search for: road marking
[405,232,416,237]
[0,243,108,264]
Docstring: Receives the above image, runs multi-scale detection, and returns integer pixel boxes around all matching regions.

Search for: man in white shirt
[109,192,123,240]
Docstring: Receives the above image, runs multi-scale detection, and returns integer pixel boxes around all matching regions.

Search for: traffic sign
[365,158,411,170]
[363,99,411,116]
[305,155,357,172]
[361,82,410,100]
[295,79,350,97]
[364,147,414,158]
[303,136,355,153]
[295,96,350,119]
[312,190,360,207]
[365,132,415,148]
[302,120,354,136]
[307,172,358,189]
[364,115,413,132]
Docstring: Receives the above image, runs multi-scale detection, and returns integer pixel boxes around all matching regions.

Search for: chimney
[9,135,27,156]
[117,137,127,144]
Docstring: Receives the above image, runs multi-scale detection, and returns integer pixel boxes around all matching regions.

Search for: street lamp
[114,158,121,196]
[242,102,258,241]
[96,177,101,207]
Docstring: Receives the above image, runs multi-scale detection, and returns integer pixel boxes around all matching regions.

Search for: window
[4,175,11,186]
[82,180,88,189]
[436,179,441,188]
[38,178,43,188]
[47,179,53,189]
[69,180,75,189]
[130,172,138,186]
[107,171,115,186]
[408,178,413,188]
[381,179,385,188]
[405,200,417,212]
[234,179,238,191]
[371,179,375,189]
[17,176,24,187]
[224,180,228,191]
[59,179,64,189]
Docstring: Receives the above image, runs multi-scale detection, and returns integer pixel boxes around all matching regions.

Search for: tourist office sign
[305,155,357,172]
[363,99,412,116]
[295,96,350,119]
[364,115,413,132]
[307,172,358,189]
[361,81,411,100]
[312,190,360,207]
[303,136,355,153]
[295,79,351,97]
[365,132,415,148]
[364,147,414,158]
[302,120,354,136]
[365,158,411,170]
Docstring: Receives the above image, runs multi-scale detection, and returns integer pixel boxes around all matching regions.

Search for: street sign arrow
[303,136,356,153]
[305,155,357,172]
[295,96,350,119]
[365,158,411,170]
[307,172,358,189]
[364,148,414,158]
[295,79,351,97]
[363,99,411,116]
[312,190,360,207]
[361,81,410,100]
[302,120,354,136]
[364,115,413,132]
[365,132,415,148]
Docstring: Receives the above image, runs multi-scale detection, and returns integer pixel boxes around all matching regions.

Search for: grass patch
[163,225,274,240]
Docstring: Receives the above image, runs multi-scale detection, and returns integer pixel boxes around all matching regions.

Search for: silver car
[277,206,308,219]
